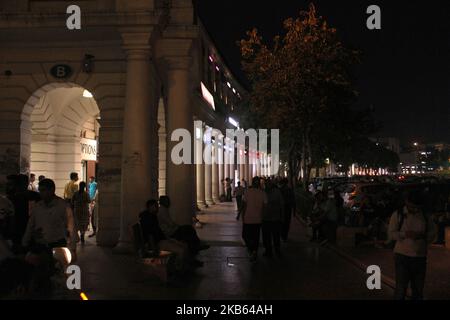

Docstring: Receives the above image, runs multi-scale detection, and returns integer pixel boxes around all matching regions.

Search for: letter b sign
[50,64,73,79]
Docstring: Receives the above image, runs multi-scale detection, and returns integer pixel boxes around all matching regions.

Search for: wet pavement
[76,201,393,300]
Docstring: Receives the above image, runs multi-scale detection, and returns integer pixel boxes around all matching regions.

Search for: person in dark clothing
[279,178,295,242]
[226,178,232,202]
[310,191,328,242]
[158,196,209,255]
[139,200,167,249]
[139,200,202,270]
[262,181,284,257]
[235,181,245,220]
[334,190,345,225]
[6,174,41,253]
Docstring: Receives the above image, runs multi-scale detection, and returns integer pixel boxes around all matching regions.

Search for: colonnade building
[0,0,274,249]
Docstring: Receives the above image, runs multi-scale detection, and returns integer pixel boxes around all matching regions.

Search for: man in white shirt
[22,179,77,258]
[242,177,268,262]
[28,174,38,192]
[388,190,436,300]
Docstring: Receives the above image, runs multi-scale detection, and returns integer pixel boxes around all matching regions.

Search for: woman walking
[72,182,90,244]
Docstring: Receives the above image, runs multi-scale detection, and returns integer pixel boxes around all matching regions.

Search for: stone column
[248,150,253,181]
[165,55,196,226]
[116,30,154,252]
[239,144,245,184]
[256,152,261,176]
[229,141,235,184]
[224,139,230,180]
[263,153,268,177]
[212,143,220,203]
[204,127,214,205]
[218,137,224,197]
[244,150,249,184]
[268,154,272,176]
[195,122,206,208]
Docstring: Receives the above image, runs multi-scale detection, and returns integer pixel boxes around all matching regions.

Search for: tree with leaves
[238,3,360,187]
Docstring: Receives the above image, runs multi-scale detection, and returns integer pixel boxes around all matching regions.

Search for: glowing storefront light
[228,117,239,128]
[195,127,202,140]
[201,82,215,110]
[83,89,93,98]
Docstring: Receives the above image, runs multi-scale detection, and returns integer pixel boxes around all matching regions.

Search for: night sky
[196,0,450,145]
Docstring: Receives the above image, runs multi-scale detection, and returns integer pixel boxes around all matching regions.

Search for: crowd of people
[0,168,446,300]
[236,176,295,261]
[0,172,98,299]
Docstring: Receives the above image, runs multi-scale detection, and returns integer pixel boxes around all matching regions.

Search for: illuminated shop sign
[201,82,215,110]
[80,138,97,161]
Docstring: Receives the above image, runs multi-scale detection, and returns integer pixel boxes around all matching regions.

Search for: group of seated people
[138,196,209,274]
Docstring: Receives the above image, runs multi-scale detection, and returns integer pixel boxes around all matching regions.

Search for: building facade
[0,0,273,249]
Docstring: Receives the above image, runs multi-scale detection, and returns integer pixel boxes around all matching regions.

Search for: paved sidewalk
[75,201,393,300]
[326,241,450,299]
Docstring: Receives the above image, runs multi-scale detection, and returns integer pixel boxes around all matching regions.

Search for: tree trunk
[301,130,313,190]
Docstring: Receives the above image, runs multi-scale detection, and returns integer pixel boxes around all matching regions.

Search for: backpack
[385,206,428,249]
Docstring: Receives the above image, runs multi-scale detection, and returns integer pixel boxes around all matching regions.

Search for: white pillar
[248,150,253,182]
[229,141,235,184]
[204,127,214,206]
[268,154,272,176]
[195,122,206,208]
[218,139,224,197]
[165,55,195,226]
[264,153,269,176]
[116,31,153,252]
[256,151,261,176]
[239,144,245,184]
[244,150,249,185]
[224,141,230,180]
[212,143,220,203]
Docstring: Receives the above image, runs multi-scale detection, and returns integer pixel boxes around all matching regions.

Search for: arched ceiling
[31,87,100,137]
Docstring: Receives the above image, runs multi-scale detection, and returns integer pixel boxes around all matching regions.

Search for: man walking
[22,179,77,259]
[262,180,284,257]
[235,181,245,220]
[63,172,79,203]
[388,191,436,300]
[279,178,295,242]
[88,176,98,238]
[241,177,267,262]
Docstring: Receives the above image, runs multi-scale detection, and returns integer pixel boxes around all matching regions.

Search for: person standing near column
[241,177,267,262]
[225,178,232,202]
[28,174,38,192]
[88,176,98,238]
[63,172,79,204]
[72,182,91,244]
[235,181,245,220]
[262,180,284,257]
[22,179,77,259]
[280,178,295,242]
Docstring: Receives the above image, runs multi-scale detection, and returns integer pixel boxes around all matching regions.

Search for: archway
[21,83,100,196]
